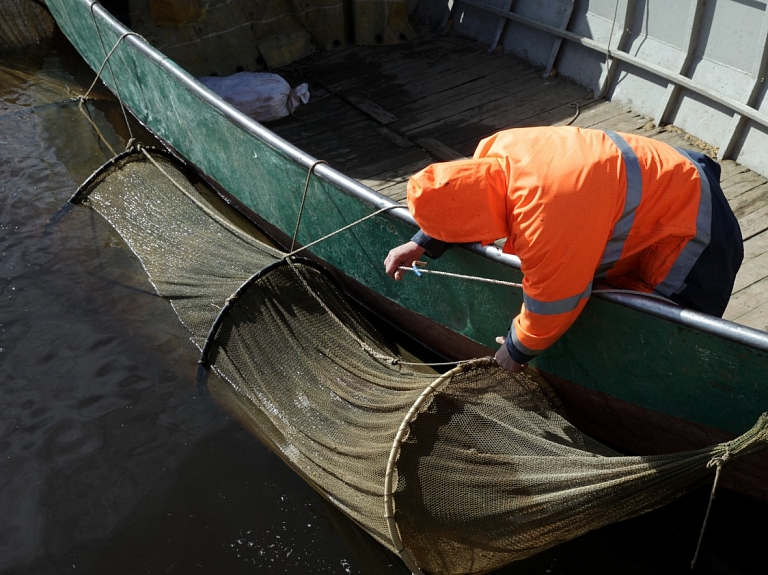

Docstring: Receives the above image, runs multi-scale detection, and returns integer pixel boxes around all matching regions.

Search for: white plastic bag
[198,72,310,122]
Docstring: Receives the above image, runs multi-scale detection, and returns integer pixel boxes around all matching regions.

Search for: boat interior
[274,34,768,332]
[127,0,768,333]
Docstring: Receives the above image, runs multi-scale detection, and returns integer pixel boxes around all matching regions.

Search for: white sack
[198,72,310,122]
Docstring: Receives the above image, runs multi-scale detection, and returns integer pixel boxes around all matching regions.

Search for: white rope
[397,264,522,288]
[77,98,118,157]
[396,265,677,304]
[282,204,409,259]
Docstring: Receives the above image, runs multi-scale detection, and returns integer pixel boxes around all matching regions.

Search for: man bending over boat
[383,126,743,373]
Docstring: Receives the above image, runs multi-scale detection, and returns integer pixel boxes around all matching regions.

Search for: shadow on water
[0,25,764,575]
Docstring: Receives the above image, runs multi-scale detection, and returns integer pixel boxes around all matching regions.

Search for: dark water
[0,29,764,575]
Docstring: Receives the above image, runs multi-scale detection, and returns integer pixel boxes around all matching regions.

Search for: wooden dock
[270,30,768,332]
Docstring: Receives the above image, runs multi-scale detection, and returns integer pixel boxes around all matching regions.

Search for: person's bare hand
[384,241,426,281]
[494,336,526,373]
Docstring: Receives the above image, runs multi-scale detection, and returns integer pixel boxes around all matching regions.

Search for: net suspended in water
[71,147,768,575]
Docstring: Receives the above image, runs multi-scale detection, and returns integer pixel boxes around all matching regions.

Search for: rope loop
[706,449,732,470]
[82,31,141,101]
[86,4,140,144]
[291,160,328,252]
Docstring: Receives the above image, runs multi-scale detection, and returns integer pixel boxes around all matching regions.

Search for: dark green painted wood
[47,0,768,437]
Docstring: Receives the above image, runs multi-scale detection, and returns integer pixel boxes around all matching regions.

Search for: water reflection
[0,35,402,575]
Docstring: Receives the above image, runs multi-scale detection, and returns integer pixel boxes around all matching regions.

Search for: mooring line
[691,446,732,569]
[291,160,327,252]
[86,1,140,145]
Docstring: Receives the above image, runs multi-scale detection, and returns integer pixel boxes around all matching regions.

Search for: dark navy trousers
[667,151,743,317]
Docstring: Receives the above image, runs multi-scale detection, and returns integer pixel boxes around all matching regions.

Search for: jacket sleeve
[411,229,451,259]
[507,195,616,360]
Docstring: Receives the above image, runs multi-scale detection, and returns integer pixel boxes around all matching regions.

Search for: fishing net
[71,148,768,575]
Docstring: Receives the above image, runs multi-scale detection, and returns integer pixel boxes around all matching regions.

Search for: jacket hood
[406,158,509,244]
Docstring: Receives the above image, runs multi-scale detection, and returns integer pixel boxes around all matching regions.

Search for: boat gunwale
[77,0,768,355]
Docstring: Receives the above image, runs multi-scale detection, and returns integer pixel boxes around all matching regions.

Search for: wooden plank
[275,116,373,158]
[359,159,421,197]
[378,56,535,112]
[737,299,768,331]
[728,232,768,326]
[743,227,768,262]
[389,70,553,134]
[299,47,383,92]
[347,146,431,183]
[644,129,694,149]
[732,241,768,292]
[422,81,590,149]
[345,95,399,124]
[268,93,369,141]
[398,73,588,139]
[719,159,749,182]
[308,34,488,97]
[570,100,632,128]
[586,112,652,134]
[721,169,767,202]
[416,138,467,161]
[369,48,530,103]
[298,34,453,90]
[728,181,768,219]
[723,232,768,325]
[724,278,768,330]
[375,126,414,149]
[279,118,396,169]
[499,95,600,133]
[387,64,541,124]
[737,202,768,241]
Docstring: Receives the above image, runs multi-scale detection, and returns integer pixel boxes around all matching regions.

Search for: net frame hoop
[68,146,182,204]
[383,356,496,575]
[198,257,336,367]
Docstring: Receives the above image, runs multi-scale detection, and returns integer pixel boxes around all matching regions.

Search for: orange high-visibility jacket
[407,126,711,358]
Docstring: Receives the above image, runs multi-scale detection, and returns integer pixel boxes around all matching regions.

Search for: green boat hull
[47,0,768,499]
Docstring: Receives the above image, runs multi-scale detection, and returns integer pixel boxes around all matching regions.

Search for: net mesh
[72,149,768,575]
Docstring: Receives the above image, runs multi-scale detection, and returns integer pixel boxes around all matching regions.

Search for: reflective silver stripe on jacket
[523,282,593,316]
[510,328,541,357]
[653,148,712,297]
[518,130,634,317]
[596,130,643,278]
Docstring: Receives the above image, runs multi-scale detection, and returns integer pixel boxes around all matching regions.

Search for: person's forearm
[410,230,451,258]
[504,326,535,364]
